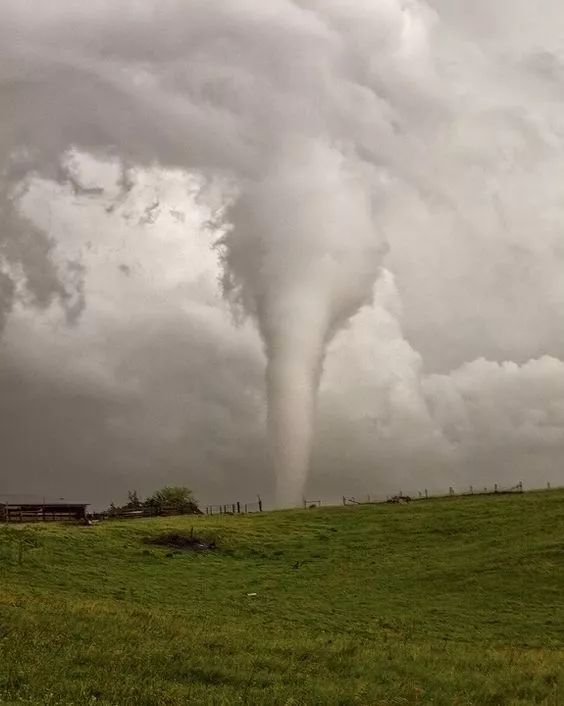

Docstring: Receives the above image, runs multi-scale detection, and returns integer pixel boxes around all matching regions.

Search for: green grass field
[1,490,563,705]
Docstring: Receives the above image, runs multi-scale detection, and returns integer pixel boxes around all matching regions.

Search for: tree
[126,490,142,509]
[104,485,201,517]
[144,486,199,514]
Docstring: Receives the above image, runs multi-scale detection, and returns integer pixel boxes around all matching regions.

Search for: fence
[203,497,263,515]
[94,496,264,521]
[3,481,559,525]
[199,481,536,515]
[93,504,199,520]
[342,481,527,507]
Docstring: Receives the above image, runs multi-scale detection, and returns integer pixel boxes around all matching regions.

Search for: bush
[144,486,198,513]
[105,486,200,517]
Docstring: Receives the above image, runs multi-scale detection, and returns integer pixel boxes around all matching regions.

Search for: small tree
[126,490,142,509]
[144,486,199,515]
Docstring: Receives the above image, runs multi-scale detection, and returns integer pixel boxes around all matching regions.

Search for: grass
[1,490,563,705]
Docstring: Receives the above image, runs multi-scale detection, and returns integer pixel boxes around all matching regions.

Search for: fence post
[237,501,241,514]
[244,503,248,514]
[257,495,263,512]
[449,486,454,496]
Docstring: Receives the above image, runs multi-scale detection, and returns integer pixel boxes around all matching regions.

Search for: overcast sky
[1,1,564,508]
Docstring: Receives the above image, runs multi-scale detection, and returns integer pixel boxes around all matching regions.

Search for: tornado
[221,140,385,504]
[0,1,433,503]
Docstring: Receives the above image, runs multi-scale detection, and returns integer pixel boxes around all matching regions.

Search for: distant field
[1,490,563,705]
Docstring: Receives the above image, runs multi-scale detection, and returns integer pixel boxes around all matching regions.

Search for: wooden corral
[0,497,89,523]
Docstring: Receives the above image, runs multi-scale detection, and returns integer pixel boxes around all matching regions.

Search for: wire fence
[203,497,263,516]
[342,481,526,506]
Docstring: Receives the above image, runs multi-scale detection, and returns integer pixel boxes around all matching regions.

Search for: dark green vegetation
[1,490,563,705]
[106,485,199,517]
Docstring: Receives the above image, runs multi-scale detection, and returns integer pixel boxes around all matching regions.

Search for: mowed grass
[1,491,564,705]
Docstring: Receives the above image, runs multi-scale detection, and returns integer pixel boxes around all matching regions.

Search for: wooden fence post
[257,495,263,512]
[237,501,241,514]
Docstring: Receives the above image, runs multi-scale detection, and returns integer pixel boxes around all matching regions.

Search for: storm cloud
[1,1,563,507]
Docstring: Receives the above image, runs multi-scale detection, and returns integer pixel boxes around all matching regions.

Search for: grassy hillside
[1,490,563,705]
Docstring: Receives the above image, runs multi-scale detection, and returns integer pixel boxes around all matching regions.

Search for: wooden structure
[0,496,89,523]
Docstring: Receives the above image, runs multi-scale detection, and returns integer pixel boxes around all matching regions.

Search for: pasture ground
[1,490,563,705]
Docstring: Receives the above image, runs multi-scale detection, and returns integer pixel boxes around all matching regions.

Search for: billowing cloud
[1,1,563,506]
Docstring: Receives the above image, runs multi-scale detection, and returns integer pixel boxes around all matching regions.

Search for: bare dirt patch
[143,530,217,552]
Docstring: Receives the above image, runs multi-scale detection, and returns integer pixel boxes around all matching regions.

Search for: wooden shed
[0,496,89,523]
